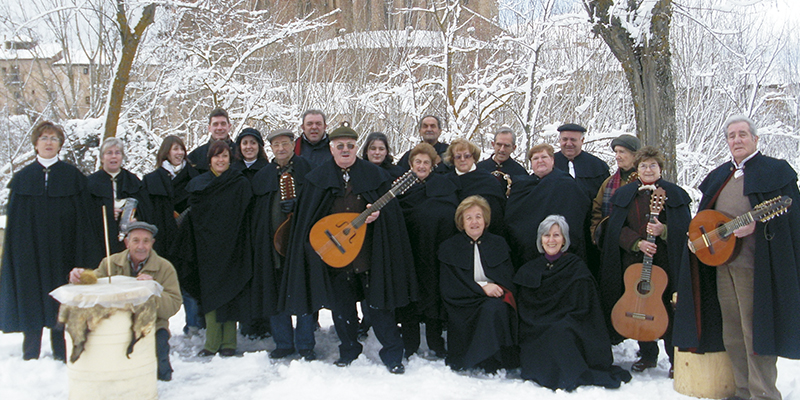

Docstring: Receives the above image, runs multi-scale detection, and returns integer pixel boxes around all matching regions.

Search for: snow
[2,307,799,400]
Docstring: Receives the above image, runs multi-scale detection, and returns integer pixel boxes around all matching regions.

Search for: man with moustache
[294,109,332,167]
[187,108,237,174]
[674,115,800,400]
[281,124,416,374]
[477,125,528,178]
[398,115,450,172]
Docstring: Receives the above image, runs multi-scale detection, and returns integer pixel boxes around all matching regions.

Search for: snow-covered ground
[1,307,799,400]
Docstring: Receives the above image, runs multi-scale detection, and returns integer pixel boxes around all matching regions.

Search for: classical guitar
[309,170,419,268]
[273,171,297,257]
[611,187,669,342]
[687,195,792,266]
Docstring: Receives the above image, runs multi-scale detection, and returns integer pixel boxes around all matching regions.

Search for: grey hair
[536,214,570,253]
[723,115,758,138]
[494,125,516,144]
[99,137,125,162]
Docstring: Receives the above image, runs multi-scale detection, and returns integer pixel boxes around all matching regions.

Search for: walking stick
[102,205,112,283]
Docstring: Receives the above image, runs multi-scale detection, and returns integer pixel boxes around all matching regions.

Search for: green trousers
[203,309,237,352]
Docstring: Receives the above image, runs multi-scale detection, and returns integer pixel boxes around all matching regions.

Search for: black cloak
[248,155,312,319]
[514,253,631,390]
[294,134,332,168]
[599,178,691,341]
[674,153,800,358]
[0,161,97,332]
[232,157,269,181]
[142,164,199,261]
[279,158,417,315]
[554,151,610,201]
[174,168,252,321]
[505,170,590,268]
[447,169,508,238]
[397,173,460,321]
[476,156,528,177]
[438,232,517,370]
[86,168,152,266]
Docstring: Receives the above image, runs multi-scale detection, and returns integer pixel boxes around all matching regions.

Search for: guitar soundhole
[637,281,651,295]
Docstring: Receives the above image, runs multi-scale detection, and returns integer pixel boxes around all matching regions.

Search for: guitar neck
[351,190,397,229]
[719,211,756,238]
[640,213,659,282]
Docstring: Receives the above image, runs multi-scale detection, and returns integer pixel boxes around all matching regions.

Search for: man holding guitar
[280,123,417,374]
[674,116,800,400]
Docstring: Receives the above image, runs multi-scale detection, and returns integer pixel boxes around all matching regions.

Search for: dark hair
[156,135,187,167]
[361,131,394,167]
[235,134,267,161]
[31,120,65,149]
[634,145,665,171]
[302,109,327,125]
[208,108,230,124]
[418,115,442,130]
[207,140,231,160]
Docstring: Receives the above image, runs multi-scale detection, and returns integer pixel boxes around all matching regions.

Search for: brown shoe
[631,358,657,372]
[218,348,236,357]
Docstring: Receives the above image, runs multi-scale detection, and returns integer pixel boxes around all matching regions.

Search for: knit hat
[610,134,641,153]
[236,128,264,146]
[329,122,358,140]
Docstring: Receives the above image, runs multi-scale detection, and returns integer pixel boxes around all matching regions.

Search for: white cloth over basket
[50,275,163,308]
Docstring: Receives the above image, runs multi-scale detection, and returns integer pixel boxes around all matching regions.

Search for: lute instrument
[309,170,419,268]
[687,195,792,266]
[611,187,669,342]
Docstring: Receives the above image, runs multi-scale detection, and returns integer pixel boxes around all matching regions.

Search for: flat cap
[124,221,158,237]
[267,128,294,142]
[557,123,587,133]
[610,134,641,153]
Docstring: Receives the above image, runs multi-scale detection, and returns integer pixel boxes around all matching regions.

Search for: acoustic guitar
[273,171,296,257]
[611,187,669,342]
[687,195,792,266]
[309,170,419,268]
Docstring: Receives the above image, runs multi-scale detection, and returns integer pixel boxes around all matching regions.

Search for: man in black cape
[187,107,237,174]
[280,124,417,374]
[674,116,800,400]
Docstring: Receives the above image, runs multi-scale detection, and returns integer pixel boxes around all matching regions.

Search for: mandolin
[309,170,419,268]
[273,171,296,257]
[611,187,669,342]
[687,195,792,266]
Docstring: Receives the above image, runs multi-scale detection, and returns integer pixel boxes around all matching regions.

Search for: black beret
[236,128,264,146]
[557,123,587,133]
[610,134,641,153]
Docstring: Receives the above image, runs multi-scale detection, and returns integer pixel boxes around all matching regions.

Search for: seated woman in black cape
[514,215,631,390]
[438,195,518,373]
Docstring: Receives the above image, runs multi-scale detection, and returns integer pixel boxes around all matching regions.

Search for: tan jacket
[94,249,182,332]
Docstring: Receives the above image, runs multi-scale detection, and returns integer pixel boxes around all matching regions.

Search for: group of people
[0,109,798,398]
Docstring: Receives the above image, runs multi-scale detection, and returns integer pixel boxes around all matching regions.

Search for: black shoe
[158,371,172,382]
[388,364,405,374]
[631,358,657,372]
[197,349,216,357]
[269,348,296,359]
[334,358,353,367]
[218,348,236,357]
[428,348,447,360]
[298,349,317,361]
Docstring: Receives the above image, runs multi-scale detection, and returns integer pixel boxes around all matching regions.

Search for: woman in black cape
[397,143,459,359]
[0,121,96,360]
[438,195,517,372]
[176,140,253,357]
[515,215,631,390]
[231,127,269,180]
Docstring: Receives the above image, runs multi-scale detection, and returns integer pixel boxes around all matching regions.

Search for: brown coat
[94,249,182,332]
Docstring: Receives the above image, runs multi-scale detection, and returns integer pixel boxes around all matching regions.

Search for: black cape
[514,253,631,390]
[187,139,236,174]
[599,179,691,341]
[142,164,199,261]
[232,158,269,181]
[398,173,460,321]
[0,161,97,332]
[174,168,252,321]
[280,158,417,315]
[294,134,332,168]
[505,170,590,268]
[248,155,312,319]
[86,168,152,266]
[438,232,517,370]
[674,153,800,358]
[447,169,508,238]
[476,155,528,177]
[554,151,610,201]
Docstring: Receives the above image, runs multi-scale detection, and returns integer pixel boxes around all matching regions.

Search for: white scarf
[732,151,758,179]
[162,159,185,179]
[456,164,477,176]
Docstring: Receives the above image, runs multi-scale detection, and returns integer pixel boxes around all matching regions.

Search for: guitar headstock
[650,187,667,215]
[391,170,420,196]
[754,195,792,223]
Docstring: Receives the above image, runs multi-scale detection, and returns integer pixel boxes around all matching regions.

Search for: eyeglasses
[453,153,473,160]
[334,143,356,150]
[638,163,660,170]
[494,143,513,149]
[38,135,61,143]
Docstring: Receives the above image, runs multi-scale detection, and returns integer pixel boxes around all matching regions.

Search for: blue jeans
[182,289,204,330]
[270,311,316,351]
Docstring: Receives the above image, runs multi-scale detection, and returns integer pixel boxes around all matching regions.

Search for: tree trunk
[103,1,156,139]
[584,0,678,180]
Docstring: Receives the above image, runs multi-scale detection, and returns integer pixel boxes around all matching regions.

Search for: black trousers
[23,327,65,361]
[156,328,172,379]
[329,269,403,366]
[398,303,446,357]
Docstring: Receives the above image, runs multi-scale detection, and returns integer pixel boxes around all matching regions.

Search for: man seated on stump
[68,221,182,382]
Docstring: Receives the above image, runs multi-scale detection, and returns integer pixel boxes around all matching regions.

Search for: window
[83,67,89,74]
[85,96,90,105]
